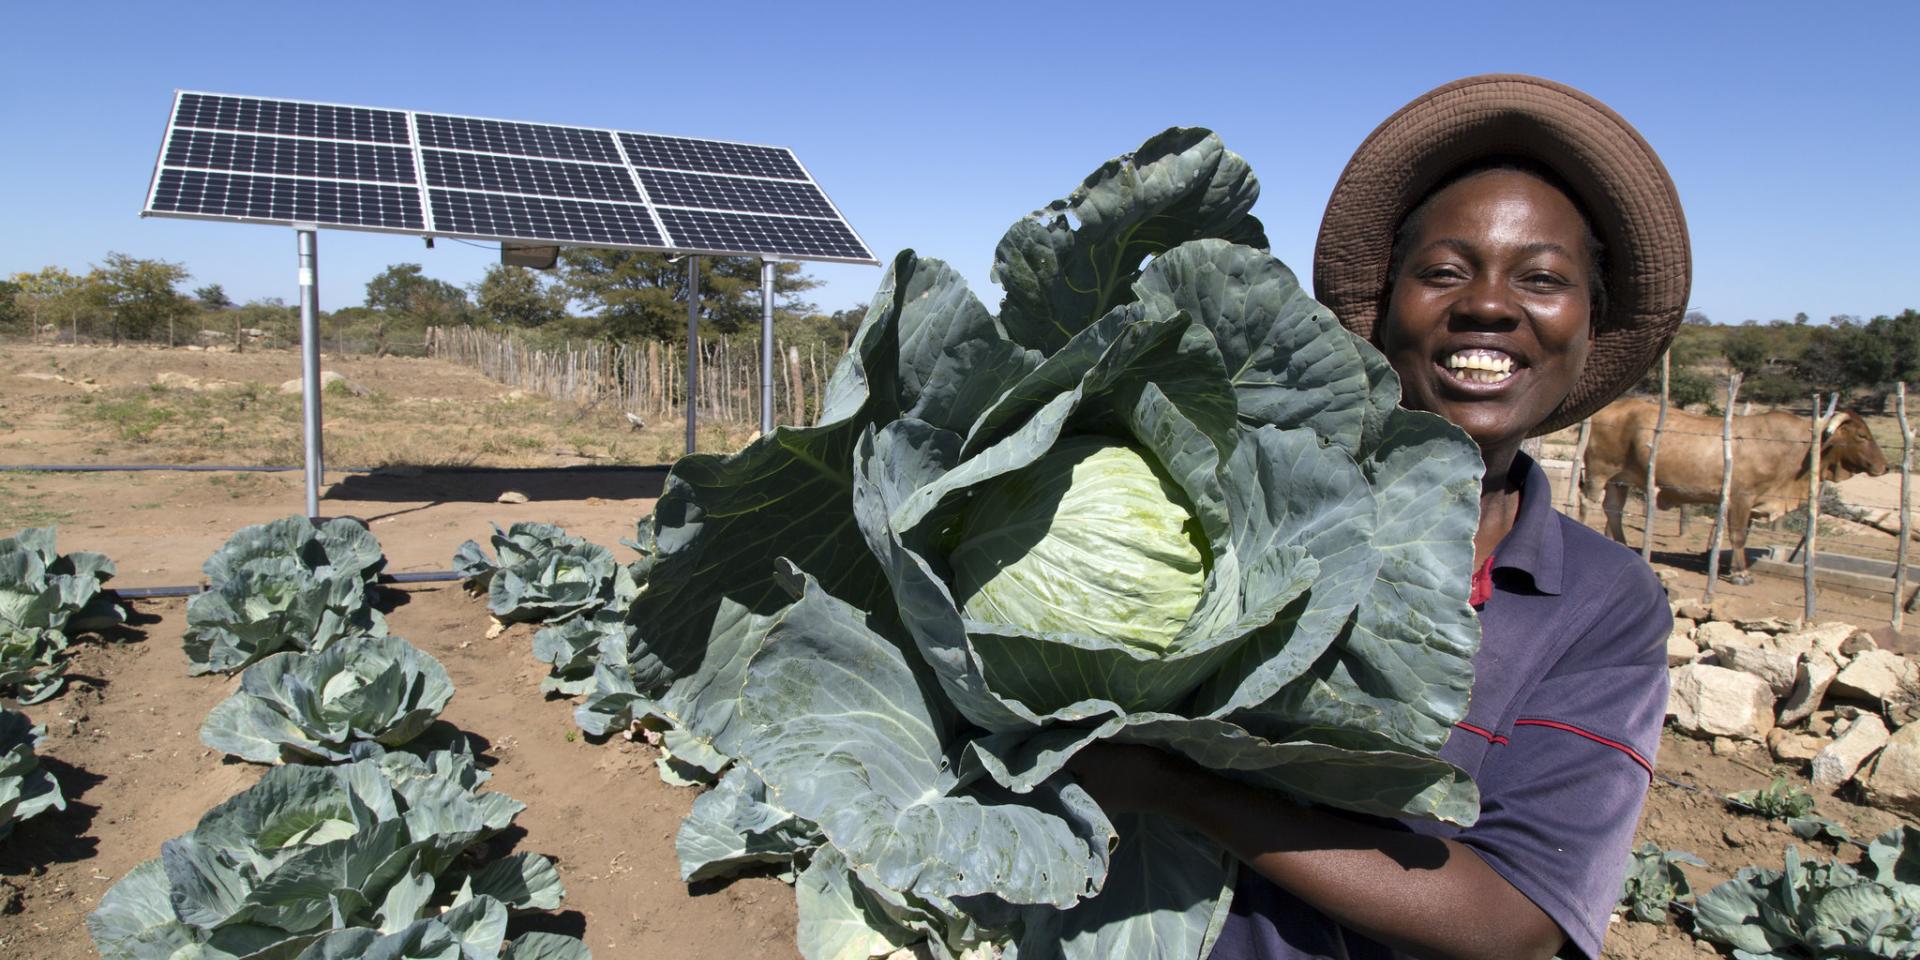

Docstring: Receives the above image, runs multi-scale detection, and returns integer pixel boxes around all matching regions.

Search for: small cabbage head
[950,435,1207,653]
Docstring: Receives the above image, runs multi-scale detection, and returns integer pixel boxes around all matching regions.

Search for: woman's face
[1378,169,1596,455]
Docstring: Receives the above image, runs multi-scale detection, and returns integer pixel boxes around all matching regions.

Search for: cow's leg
[1727,499,1755,586]
[1603,480,1629,543]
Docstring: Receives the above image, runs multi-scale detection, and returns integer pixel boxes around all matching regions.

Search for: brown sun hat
[1314,73,1691,436]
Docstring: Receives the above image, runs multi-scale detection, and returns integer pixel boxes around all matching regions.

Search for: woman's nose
[1451,274,1521,328]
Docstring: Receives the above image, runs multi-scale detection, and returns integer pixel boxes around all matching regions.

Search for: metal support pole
[296,228,323,519]
[760,258,776,434]
[685,256,699,455]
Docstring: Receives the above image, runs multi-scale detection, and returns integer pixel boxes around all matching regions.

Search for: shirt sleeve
[1449,560,1671,959]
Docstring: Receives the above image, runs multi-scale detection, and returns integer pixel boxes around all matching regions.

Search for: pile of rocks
[1664,601,1920,814]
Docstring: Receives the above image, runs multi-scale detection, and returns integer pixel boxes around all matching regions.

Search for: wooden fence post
[1898,382,1913,629]
[1643,351,1669,562]
[1566,419,1591,515]
[1704,372,1743,605]
[1805,393,1823,623]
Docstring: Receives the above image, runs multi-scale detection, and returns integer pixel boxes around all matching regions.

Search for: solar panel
[144,91,876,264]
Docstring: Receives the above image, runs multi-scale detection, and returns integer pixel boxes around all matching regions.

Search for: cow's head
[1821,410,1891,481]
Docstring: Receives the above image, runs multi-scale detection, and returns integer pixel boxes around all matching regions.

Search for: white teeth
[1444,350,1515,382]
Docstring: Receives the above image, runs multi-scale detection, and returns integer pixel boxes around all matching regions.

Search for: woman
[1071,75,1691,960]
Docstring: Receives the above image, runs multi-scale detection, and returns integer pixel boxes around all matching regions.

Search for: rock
[1737,616,1798,635]
[495,490,530,504]
[1694,621,1751,651]
[155,371,202,389]
[1785,622,1869,664]
[1668,664,1776,742]
[1673,599,1713,621]
[1831,650,1919,704]
[1672,616,1697,638]
[1668,630,1701,668]
[1711,736,1741,757]
[1862,723,1920,814]
[1714,641,1800,698]
[279,371,364,396]
[1778,654,1841,727]
[1813,714,1890,788]
[1768,727,1828,764]
[1842,631,1880,657]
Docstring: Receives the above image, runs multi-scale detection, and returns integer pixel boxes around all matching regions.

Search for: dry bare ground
[2,345,1916,958]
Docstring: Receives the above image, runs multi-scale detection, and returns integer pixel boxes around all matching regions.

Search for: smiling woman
[1068,74,1693,960]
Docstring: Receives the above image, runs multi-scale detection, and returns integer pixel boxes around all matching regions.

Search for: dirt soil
[2,346,1917,958]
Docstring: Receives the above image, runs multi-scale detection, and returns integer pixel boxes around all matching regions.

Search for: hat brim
[1313,73,1691,436]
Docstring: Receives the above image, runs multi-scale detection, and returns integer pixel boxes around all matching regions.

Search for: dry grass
[3,345,759,469]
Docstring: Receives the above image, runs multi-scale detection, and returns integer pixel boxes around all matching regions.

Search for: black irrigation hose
[0,463,666,474]
[107,570,467,600]
[0,463,359,473]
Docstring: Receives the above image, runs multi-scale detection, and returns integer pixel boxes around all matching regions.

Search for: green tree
[195,283,233,309]
[473,264,566,328]
[0,279,21,336]
[1723,327,1771,376]
[557,249,820,341]
[93,252,193,346]
[11,267,93,341]
[364,263,472,323]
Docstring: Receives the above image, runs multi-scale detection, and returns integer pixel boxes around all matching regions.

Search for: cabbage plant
[184,517,389,675]
[87,746,567,960]
[200,634,455,764]
[0,526,124,702]
[1693,830,1920,958]
[0,706,64,840]
[1616,843,1705,923]
[577,128,1485,958]
[455,521,634,625]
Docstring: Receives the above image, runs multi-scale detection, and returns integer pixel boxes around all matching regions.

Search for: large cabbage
[951,435,1209,652]
[580,127,1486,959]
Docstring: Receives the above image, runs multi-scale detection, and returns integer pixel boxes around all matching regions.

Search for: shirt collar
[1490,450,1563,595]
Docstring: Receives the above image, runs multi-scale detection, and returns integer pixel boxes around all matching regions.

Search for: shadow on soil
[326,466,668,506]
[0,758,105,874]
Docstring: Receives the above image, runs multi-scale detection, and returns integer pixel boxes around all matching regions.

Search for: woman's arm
[1069,743,1565,960]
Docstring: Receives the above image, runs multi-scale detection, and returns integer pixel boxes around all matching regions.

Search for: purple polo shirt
[1210,451,1671,960]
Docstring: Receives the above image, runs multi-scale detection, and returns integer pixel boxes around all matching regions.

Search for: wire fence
[1542,373,1920,625]
[423,325,835,428]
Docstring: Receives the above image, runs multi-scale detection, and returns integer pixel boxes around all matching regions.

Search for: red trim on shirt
[1454,721,1508,745]
[1515,718,1654,777]
[1468,552,1497,607]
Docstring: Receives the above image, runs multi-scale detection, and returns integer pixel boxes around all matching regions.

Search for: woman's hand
[1064,741,1204,818]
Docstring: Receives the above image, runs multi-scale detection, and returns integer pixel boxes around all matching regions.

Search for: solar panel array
[145,91,876,264]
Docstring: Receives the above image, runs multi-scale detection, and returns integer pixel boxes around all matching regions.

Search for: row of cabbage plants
[87,516,592,960]
[1619,778,1920,957]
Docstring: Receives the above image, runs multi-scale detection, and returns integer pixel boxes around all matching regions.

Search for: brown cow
[1578,398,1890,583]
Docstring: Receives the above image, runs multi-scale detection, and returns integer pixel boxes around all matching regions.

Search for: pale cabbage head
[950,435,1206,653]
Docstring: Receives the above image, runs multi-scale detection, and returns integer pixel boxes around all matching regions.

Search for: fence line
[424,326,829,428]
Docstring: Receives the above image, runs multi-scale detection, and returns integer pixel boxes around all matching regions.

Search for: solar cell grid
[637,169,834,218]
[655,208,867,260]
[417,114,621,164]
[620,133,806,180]
[165,129,417,184]
[149,92,874,262]
[422,149,639,202]
[151,169,424,230]
[430,190,661,248]
[175,93,410,144]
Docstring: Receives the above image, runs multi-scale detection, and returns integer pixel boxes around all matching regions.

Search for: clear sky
[2,0,1913,326]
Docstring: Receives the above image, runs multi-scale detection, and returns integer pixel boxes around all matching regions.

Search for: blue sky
[2,1,1914,326]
